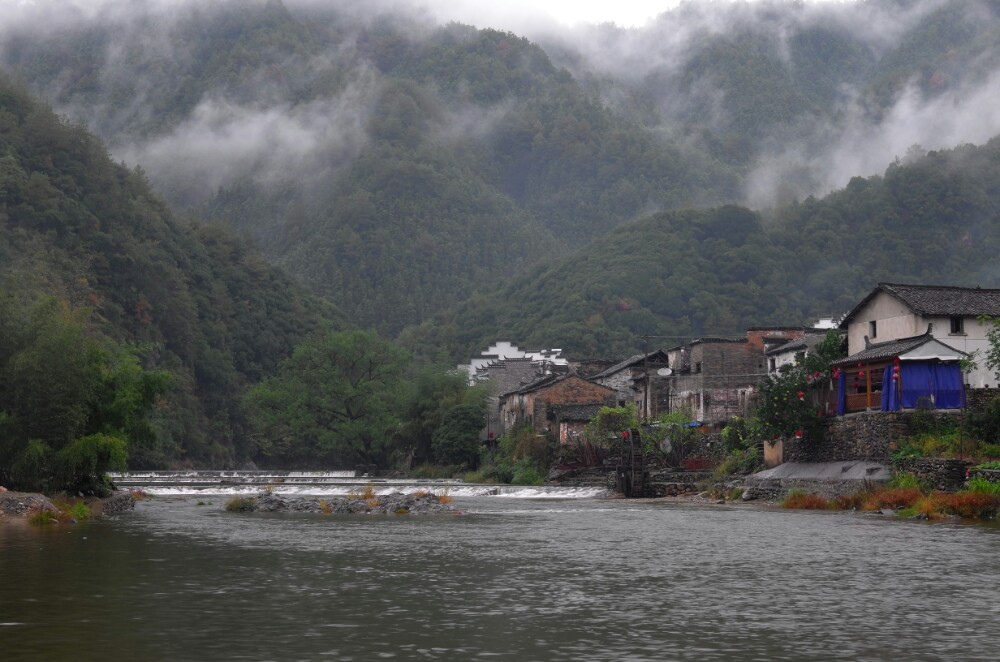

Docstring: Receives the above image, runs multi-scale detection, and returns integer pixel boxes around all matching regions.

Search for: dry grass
[318,499,333,514]
[365,496,382,509]
[869,487,923,510]
[128,489,149,501]
[436,492,453,505]
[782,491,830,509]
[225,496,258,512]
[412,489,431,498]
[939,491,1000,519]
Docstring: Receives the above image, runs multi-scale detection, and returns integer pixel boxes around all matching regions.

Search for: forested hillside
[400,138,1000,361]
[0,76,342,467]
[5,0,1000,357]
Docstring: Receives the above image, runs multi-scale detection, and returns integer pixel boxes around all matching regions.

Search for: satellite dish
[656,367,673,376]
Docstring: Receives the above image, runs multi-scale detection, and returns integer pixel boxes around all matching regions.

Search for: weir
[108,471,608,499]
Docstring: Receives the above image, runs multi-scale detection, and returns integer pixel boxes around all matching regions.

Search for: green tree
[0,296,168,493]
[244,330,409,467]
[980,316,1000,382]
[431,402,486,468]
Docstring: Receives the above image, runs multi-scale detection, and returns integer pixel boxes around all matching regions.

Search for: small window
[950,316,965,334]
[768,358,776,372]
[695,362,702,373]
[869,320,877,338]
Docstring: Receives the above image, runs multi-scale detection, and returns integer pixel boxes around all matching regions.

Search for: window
[768,358,776,372]
[950,316,965,334]
[869,320,877,338]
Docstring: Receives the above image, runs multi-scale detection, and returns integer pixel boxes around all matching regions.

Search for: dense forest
[5,1,1000,475]
[0,75,341,474]
[7,0,1000,336]
[401,138,1000,360]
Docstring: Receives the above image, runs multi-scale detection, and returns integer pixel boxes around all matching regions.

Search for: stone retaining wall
[891,458,970,491]
[782,410,969,464]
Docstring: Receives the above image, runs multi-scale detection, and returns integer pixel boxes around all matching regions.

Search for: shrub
[318,499,333,514]
[55,433,127,496]
[832,491,869,511]
[512,465,545,486]
[975,460,1000,470]
[902,495,946,520]
[782,489,829,509]
[29,510,58,525]
[225,496,258,512]
[432,403,487,469]
[966,475,1000,497]
[437,492,453,505]
[940,491,1000,519]
[60,501,91,521]
[887,472,925,490]
[714,448,762,478]
[871,487,923,510]
[976,443,1000,459]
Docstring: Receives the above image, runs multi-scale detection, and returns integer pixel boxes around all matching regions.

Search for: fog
[3,0,1000,211]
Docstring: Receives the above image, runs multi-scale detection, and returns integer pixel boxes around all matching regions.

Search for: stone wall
[783,410,968,464]
[891,458,970,491]
[966,388,1000,413]
[783,412,895,463]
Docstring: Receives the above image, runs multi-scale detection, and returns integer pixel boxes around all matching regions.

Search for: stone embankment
[0,489,60,517]
[231,490,457,515]
[0,487,136,518]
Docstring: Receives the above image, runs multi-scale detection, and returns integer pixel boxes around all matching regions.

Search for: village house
[499,374,616,443]
[826,282,1000,414]
[765,329,837,375]
[838,283,1000,389]
[457,341,570,440]
[589,350,670,419]
[664,327,816,427]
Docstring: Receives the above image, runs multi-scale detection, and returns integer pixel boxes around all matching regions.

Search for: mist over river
[2,482,999,661]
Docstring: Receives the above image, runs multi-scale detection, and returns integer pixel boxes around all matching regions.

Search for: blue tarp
[882,362,965,411]
[881,365,900,411]
[836,371,846,416]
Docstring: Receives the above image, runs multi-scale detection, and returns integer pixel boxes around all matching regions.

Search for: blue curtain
[932,363,965,409]
[881,365,901,411]
[836,371,846,416]
[899,362,965,409]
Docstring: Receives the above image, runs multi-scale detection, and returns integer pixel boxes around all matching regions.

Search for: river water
[2,482,999,661]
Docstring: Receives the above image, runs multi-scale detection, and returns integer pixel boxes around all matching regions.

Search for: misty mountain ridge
[4,0,1000,348]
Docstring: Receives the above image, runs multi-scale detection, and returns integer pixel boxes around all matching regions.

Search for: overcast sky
[420,1,844,29]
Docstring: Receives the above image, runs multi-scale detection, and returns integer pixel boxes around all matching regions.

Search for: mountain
[5,0,1000,353]
[0,75,342,466]
[399,137,1000,361]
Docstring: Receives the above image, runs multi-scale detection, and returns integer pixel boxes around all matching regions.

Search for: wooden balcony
[844,392,878,413]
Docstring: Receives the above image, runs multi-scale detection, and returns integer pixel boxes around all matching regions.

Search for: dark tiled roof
[549,404,605,422]
[503,373,613,397]
[591,350,668,379]
[831,333,964,366]
[765,337,808,356]
[842,283,1000,326]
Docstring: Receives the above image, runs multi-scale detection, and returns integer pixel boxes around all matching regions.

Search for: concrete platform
[751,461,891,482]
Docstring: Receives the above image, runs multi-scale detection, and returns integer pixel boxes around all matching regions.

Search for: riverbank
[0,488,135,520]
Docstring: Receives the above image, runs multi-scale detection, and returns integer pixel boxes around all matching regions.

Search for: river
[1,477,999,661]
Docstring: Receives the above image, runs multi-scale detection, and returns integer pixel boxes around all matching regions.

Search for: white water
[110,470,608,499]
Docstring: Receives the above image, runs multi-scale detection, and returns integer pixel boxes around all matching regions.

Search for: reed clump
[225,496,258,512]
[781,489,829,510]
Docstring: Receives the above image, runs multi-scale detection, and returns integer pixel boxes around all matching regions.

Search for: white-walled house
[839,283,1000,388]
